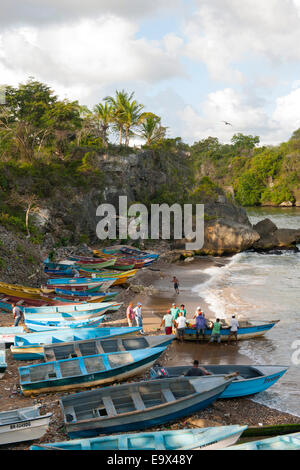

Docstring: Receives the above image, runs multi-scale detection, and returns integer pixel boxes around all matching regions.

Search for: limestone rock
[253,218,277,238]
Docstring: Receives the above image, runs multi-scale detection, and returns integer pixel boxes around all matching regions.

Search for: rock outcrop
[252,218,300,251]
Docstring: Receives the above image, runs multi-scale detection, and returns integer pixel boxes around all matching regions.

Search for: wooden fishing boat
[30,425,247,451]
[178,319,280,342]
[0,281,53,296]
[74,260,117,269]
[0,406,52,445]
[0,293,81,312]
[150,365,288,398]
[46,277,115,290]
[11,327,142,360]
[119,247,159,259]
[0,286,55,301]
[226,431,300,450]
[59,375,235,438]
[25,314,106,332]
[19,347,166,395]
[0,327,25,346]
[24,303,121,322]
[21,301,117,315]
[0,346,7,378]
[43,335,176,362]
[54,288,118,301]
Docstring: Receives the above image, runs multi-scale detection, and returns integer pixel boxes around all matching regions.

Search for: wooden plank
[102,396,117,416]
[161,388,176,403]
[131,392,146,411]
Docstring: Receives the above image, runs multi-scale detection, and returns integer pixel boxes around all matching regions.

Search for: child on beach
[171,276,179,294]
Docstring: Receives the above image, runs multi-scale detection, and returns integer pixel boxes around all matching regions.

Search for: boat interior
[44,337,150,361]
[63,380,197,422]
[0,407,39,425]
[159,365,266,379]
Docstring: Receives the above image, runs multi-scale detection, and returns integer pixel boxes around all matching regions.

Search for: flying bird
[222,121,233,126]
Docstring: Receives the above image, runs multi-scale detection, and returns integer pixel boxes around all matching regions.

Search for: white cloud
[273,88,300,134]
[183,0,300,83]
[0,16,184,101]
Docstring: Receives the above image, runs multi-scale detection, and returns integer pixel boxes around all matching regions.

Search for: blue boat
[24,312,106,323]
[0,327,25,345]
[30,425,247,450]
[59,375,235,438]
[23,302,121,320]
[21,302,116,315]
[0,347,7,378]
[19,347,166,395]
[180,320,280,341]
[43,334,176,362]
[149,365,288,398]
[25,314,106,332]
[46,277,115,288]
[226,432,300,450]
[54,288,118,300]
[11,327,142,360]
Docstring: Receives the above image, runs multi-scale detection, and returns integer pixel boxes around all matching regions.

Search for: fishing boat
[24,303,121,323]
[11,327,142,360]
[226,431,300,450]
[0,327,25,346]
[25,314,106,332]
[54,288,119,301]
[0,293,80,312]
[0,406,52,445]
[150,365,288,398]
[43,335,176,362]
[19,347,166,395]
[0,281,53,296]
[179,319,280,342]
[60,375,235,438]
[120,247,159,259]
[30,425,247,451]
[0,346,7,378]
[46,277,116,290]
[21,301,117,315]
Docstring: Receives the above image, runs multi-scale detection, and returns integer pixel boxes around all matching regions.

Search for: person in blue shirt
[194,308,208,342]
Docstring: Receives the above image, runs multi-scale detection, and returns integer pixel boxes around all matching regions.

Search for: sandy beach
[1,255,300,450]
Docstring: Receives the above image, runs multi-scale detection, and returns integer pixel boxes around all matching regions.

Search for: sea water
[194,208,300,416]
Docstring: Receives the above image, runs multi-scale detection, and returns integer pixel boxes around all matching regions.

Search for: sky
[1,0,300,145]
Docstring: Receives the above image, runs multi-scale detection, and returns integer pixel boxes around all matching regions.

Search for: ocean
[194,207,300,416]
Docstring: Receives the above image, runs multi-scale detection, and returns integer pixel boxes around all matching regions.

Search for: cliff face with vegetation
[1,78,299,268]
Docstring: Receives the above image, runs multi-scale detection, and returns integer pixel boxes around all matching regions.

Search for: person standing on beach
[160,310,174,335]
[175,311,187,343]
[209,318,222,344]
[12,303,23,327]
[170,303,180,321]
[179,304,187,317]
[194,310,208,342]
[126,302,135,327]
[228,315,239,345]
[171,276,179,294]
[133,302,144,334]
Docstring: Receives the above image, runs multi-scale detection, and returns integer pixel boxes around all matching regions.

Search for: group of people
[160,304,239,345]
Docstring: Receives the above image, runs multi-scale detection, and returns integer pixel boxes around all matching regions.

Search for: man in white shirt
[228,315,239,345]
[133,302,144,334]
[175,312,187,343]
[12,303,23,326]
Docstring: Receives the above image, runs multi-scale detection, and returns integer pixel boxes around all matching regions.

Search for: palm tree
[138,114,167,146]
[93,102,113,147]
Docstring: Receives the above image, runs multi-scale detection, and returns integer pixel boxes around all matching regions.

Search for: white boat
[0,406,52,445]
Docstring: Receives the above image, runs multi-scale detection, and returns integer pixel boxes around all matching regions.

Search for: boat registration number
[10,421,31,430]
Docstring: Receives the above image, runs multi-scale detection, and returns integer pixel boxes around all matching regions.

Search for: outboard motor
[150,365,169,379]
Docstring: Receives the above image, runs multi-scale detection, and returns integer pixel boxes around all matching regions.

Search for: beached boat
[11,327,142,360]
[0,327,25,346]
[0,406,52,445]
[21,301,116,315]
[46,277,115,290]
[25,314,106,332]
[150,365,288,398]
[43,335,176,362]
[0,281,53,296]
[54,288,118,301]
[178,319,280,342]
[226,431,300,450]
[24,303,121,323]
[30,425,247,451]
[19,347,166,395]
[119,247,159,259]
[59,375,235,438]
[0,293,81,311]
[0,346,7,378]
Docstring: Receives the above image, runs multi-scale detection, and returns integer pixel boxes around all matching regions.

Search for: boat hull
[0,415,52,445]
[178,323,278,341]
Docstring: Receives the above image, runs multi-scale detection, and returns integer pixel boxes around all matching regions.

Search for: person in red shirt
[126,302,134,327]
